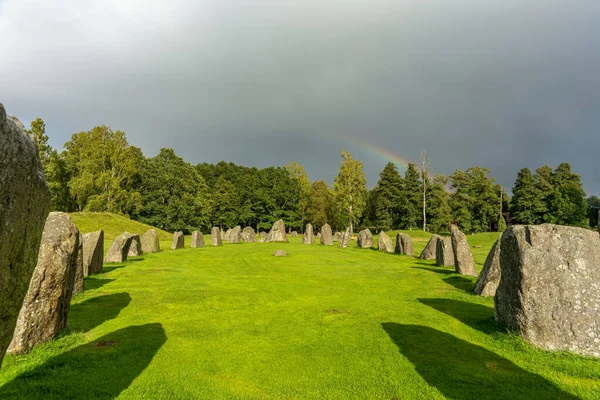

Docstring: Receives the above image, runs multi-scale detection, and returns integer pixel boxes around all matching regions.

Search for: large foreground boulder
[378,232,394,254]
[104,232,134,263]
[191,231,205,248]
[474,239,501,297]
[302,224,314,244]
[141,229,160,253]
[171,231,184,249]
[265,220,288,242]
[83,230,104,275]
[339,228,351,248]
[320,224,333,246]
[357,229,373,248]
[211,227,223,246]
[73,232,84,296]
[0,104,51,364]
[228,226,243,243]
[395,233,414,256]
[128,234,143,256]
[451,226,477,276]
[241,227,256,243]
[436,237,454,267]
[8,212,79,355]
[495,224,600,358]
[419,234,441,260]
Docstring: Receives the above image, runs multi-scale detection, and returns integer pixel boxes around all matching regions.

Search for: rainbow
[335,136,413,171]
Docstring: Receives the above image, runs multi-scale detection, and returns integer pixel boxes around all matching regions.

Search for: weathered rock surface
[241,227,256,243]
[495,224,600,358]
[436,237,455,267]
[83,230,104,275]
[320,224,333,246]
[211,227,223,246]
[378,232,394,254]
[224,228,232,242]
[317,232,321,239]
[395,233,414,256]
[104,232,134,263]
[340,228,351,248]
[73,232,84,296]
[265,220,288,242]
[191,231,205,248]
[8,212,79,355]
[474,239,501,297]
[357,229,373,248]
[141,229,160,253]
[419,234,441,260]
[171,231,184,249]
[228,226,243,243]
[0,104,51,364]
[291,231,298,237]
[273,250,288,257]
[128,234,143,256]
[333,232,342,242]
[451,225,477,276]
[302,224,314,244]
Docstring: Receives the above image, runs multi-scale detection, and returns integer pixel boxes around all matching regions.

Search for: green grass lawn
[70,212,172,240]
[1,232,598,399]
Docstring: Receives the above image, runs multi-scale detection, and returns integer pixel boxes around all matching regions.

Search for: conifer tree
[400,163,422,229]
[372,162,403,230]
[510,168,545,224]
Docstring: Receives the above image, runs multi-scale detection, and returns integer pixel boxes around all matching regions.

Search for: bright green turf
[70,212,172,240]
[1,231,599,399]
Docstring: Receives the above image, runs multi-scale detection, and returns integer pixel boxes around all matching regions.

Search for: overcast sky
[1,0,599,193]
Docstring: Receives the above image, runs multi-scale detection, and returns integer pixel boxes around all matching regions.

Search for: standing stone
[495,224,600,358]
[211,227,223,246]
[258,231,267,242]
[291,231,298,237]
[474,238,501,297]
[83,230,104,276]
[317,232,321,239]
[357,229,374,248]
[0,104,51,364]
[73,232,84,296]
[128,234,143,256]
[333,232,342,242]
[171,231,184,249]
[220,230,225,240]
[191,231,205,248]
[273,250,288,257]
[241,227,256,242]
[302,224,314,244]
[104,232,134,263]
[224,228,232,242]
[419,234,441,260]
[436,237,455,267]
[378,232,394,254]
[8,212,79,355]
[228,226,243,243]
[451,225,477,276]
[265,220,288,242]
[395,233,414,256]
[320,224,333,246]
[141,229,160,253]
[340,228,351,248]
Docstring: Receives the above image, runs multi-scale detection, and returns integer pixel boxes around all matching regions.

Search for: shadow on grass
[418,298,500,334]
[102,265,126,273]
[69,293,131,332]
[0,323,166,400]
[412,266,454,275]
[84,278,116,291]
[443,276,476,293]
[382,323,578,400]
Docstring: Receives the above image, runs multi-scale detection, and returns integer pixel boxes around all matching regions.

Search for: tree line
[31,119,595,233]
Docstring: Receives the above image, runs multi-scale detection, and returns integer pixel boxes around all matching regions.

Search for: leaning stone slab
[265,220,288,242]
[0,104,51,364]
[302,224,314,244]
[191,231,205,248]
[83,230,104,276]
[171,231,184,249]
[474,238,501,297]
[378,232,394,254]
[395,233,414,256]
[241,227,256,243]
[436,237,454,267]
[104,232,134,263]
[495,224,600,358]
[211,227,223,246]
[357,229,373,248]
[8,212,79,355]
[228,226,243,243]
[141,229,160,253]
[451,225,477,276]
[73,232,84,296]
[128,234,143,256]
[340,228,351,248]
[320,224,333,246]
[419,234,441,260]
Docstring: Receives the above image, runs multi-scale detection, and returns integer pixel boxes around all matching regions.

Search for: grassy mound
[70,212,172,241]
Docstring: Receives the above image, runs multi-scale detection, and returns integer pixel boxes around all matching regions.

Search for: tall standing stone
[436,237,455,267]
[141,229,160,253]
[357,229,373,248]
[378,232,394,254]
[265,220,288,242]
[474,238,501,297]
[495,224,600,358]
[395,233,414,256]
[241,227,256,243]
[228,226,243,243]
[128,234,143,256]
[224,228,233,242]
[191,231,205,248]
[419,234,441,260]
[83,230,104,275]
[171,231,184,249]
[451,225,477,276]
[104,232,134,263]
[302,224,314,244]
[320,224,333,246]
[339,228,351,248]
[211,227,223,246]
[8,212,79,355]
[0,104,51,364]
[258,231,267,242]
[73,232,84,296]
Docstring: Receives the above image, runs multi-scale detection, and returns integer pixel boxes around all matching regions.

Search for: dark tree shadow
[0,323,166,400]
[84,278,116,291]
[69,293,132,332]
[102,265,126,273]
[412,266,454,275]
[418,298,500,334]
[382,323,578,400]
[443,276,476,293]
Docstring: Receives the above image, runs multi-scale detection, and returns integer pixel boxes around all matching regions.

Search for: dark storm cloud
[1,0,599,193]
